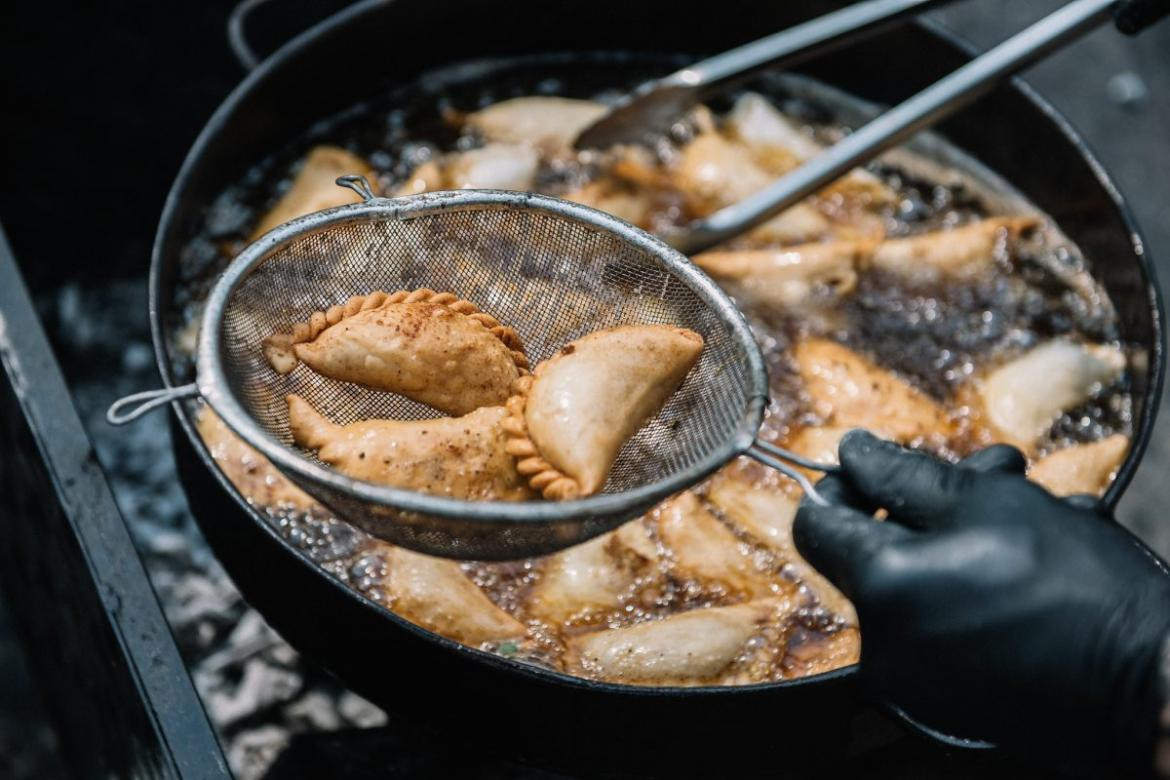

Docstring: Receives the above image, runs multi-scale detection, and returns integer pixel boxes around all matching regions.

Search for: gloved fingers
[837,429,967,530]
[812,468,873,511]
[1063,493,1106,513]
[794,475,909,598]
[958,444,1027,475]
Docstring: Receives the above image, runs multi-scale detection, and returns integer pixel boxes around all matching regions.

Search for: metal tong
[575,0,1168,255]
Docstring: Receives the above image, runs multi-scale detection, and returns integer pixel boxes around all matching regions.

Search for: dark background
[1,1,1168,777]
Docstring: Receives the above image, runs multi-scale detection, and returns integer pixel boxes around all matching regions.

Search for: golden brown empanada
[562,178,654,228]
[783,626,861,678]
[252,146,374,239]
[264,289,528,417]
[286,394,534,501]
[378,544,527,644]
[1028,434,1128,497]
[794,338,953,443]
[503,325,704,500]
[196,405,318,512]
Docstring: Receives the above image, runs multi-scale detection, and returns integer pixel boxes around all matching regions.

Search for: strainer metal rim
[197,189,769,526]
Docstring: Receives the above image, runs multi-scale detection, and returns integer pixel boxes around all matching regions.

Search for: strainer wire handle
[335,175,377,202]
[107,383,199,425]
[746,439,839,507]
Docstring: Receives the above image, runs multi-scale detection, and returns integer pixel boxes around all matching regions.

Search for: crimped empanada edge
[501,375,582,501]
[261,288,530,375]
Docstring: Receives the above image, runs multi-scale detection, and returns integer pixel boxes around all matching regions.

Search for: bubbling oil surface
[173,54,1132,685]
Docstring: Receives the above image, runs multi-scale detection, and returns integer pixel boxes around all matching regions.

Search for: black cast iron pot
[154,0,1164,774]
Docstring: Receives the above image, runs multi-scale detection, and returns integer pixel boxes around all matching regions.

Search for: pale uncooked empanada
[566,600,786,684]
[264,289,528,417]
[445,142,540,190]
[693,218,1038,310]
[794,338,953,443]
[252,146,374,239]
[725,93,823,164]
[393,142,541,194]
[672,132,774,209]
[607,140,835,246]
[466,96,608,153]
[669,133,836,245]
[1029,434,1128,497]
[503,325,704,500]
[379,544,526,644]
[705,474,856,625]
[527,521,659,624]
[975,340,1125,450]
[656,492,777,598]
[693,240,871,309]
[871,217,1038,282]
[286,395,533,501]
[725,92,894,205]
[741,203,843,248]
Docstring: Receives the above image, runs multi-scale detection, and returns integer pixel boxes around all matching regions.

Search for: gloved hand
[793,430,1170,775]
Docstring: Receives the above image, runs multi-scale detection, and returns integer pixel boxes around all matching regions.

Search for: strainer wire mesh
[197,191,766,558]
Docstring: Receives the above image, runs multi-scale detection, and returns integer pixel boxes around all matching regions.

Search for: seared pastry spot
[503,325,704,500]
[286,394,533,501]
[263,289,528,416]
[782,625,861,678]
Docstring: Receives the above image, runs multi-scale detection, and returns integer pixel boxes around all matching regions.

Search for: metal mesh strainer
[110,183,835,559]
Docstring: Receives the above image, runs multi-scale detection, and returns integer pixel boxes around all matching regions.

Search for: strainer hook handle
[107,383,199,426]
[746,438,841,507]
[335,175,377,203]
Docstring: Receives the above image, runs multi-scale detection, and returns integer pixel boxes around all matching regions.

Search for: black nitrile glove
[793,430,1170,776]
